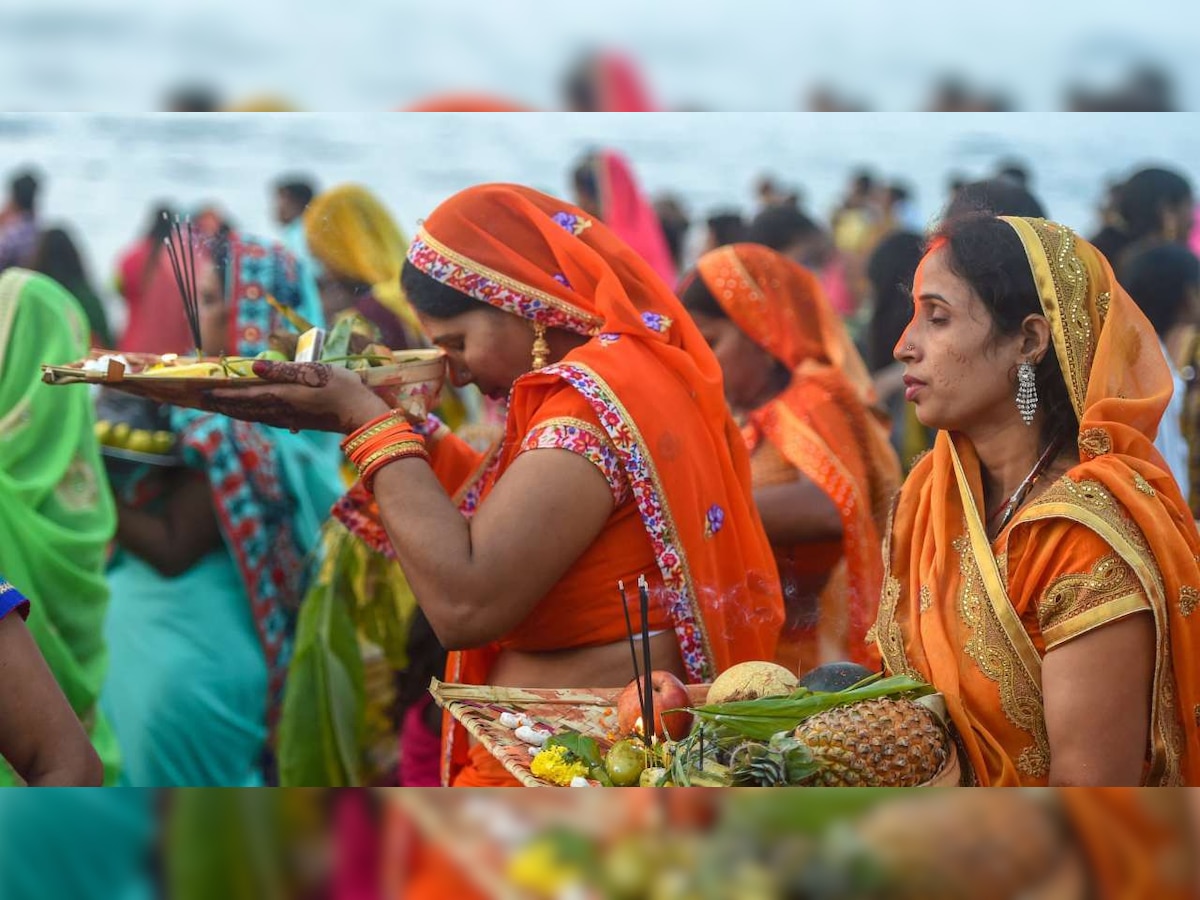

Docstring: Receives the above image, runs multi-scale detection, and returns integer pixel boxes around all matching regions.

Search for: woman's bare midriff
[468,632,686,746]
[489,631,685,688]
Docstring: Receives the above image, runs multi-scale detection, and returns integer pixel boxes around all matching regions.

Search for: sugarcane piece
[266,293,315,334]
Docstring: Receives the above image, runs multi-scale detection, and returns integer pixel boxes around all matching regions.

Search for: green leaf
[277,533,366,786]
[544,731,603,768]
[320,317,355,365]
[689,675,934,741]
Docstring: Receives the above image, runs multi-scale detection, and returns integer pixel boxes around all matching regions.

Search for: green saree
[0,268,119,784]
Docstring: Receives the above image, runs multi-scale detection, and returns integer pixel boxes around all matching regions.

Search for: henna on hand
[251,360,333,387]
[197,390,349,432]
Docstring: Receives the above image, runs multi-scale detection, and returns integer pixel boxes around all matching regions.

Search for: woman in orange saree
[876,213,1200,791]
[681,244,900,670]
[197,183,784,792]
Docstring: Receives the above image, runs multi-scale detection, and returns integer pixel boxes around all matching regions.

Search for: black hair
[887,183,911,205]
[276,178,316,210]
[852,170,875,193]
[932,214,1078,447]
[1118,167,1193,243]
[30,226,87,284]
[563,54,600,111]
[400,259,477,319]
[205,224,235,299]
[865,230,924,373]
[654,194,690,270]
[678,270,727,320]
[394,608,447,720]
[943,178,1047,220]
[163,84,220,112]
[996,160,1031,188]
[10,171,39,213]
[747,205,821,252]
[706,212,747,247]
[572,158,599,209]
[29,226,113,346]
[1120,242,1200,337]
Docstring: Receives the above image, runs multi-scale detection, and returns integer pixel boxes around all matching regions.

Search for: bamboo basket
[430,679,964,788]
[430,679,709,787]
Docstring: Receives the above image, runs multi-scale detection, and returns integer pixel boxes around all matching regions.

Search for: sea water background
[1,112,1198,327]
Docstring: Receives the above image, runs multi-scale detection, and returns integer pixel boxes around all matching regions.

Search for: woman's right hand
[197,360,390,433]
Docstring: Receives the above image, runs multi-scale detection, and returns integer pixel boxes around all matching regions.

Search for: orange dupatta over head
[407,185,784,780]
[697,244,900,666]
[875,216,1200,787]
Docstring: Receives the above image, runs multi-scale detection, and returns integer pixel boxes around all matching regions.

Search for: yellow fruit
[222,358,257,377]
[139,363,224,378]
[151,431,175,455]
[94,421,113,444]
[109,423,132,445]
[124,430,156,454]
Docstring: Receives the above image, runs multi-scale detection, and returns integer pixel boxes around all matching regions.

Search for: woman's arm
[1042,611,1154,786]
[0,613,103,786]
[192,363,616,647]
[115,471,223,577]
[754,475,843,544]
[372,446,615,650]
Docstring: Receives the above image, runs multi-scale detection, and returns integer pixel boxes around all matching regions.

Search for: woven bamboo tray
[431,680,964,788]
[430,679,710,787]
[42,349,446,417]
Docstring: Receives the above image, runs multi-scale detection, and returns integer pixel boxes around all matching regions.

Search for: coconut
[705,661,799,705]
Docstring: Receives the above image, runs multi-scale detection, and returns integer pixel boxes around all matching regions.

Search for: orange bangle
[360,441,429,491]
[348,422,422,465]
[342,410,412,456]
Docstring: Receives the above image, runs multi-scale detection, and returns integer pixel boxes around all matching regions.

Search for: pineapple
[794,697,949,786]
[729,735,818,787]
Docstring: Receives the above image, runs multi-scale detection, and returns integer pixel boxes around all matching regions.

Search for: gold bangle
[342,412,409,455]
[356,440,427,473]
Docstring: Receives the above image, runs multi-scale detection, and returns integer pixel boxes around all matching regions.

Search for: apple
[616,670,693,740]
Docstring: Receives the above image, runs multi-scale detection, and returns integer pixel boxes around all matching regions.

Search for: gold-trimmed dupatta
[875,217,1200,786]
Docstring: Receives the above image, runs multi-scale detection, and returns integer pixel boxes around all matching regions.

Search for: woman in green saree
[0,266,119,785]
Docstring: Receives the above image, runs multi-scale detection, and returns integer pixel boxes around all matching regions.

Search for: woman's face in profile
[894,247,1026,433]
[418,306,537,402]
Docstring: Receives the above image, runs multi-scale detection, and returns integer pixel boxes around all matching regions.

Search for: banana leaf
[320,316,356,364]
[276,532,366,786]
[166,791,288,900]
[688,675,934,741]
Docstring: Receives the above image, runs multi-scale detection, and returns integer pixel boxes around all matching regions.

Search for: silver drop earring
[1016,361,1037,426]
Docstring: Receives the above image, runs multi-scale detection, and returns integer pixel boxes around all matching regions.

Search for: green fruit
[255,350,289,362]
[639,766,669,787]
[605,739,647,787]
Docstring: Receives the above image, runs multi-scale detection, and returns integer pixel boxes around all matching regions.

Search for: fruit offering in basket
[654,666,961,788]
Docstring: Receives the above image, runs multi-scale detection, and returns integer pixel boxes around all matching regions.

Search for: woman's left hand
[197,360,390,433]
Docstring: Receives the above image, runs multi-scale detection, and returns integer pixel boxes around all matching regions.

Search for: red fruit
[616,670,693,740]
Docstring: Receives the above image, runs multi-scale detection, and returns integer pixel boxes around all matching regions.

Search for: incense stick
[619,581,651,741]
[618,581,641,685]
[638,574,654,741]
[162,212,203,356]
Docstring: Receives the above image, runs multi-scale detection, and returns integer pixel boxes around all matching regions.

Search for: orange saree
[874,217,1200,790]
[697,244,900,669]
[403,185,784,787]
